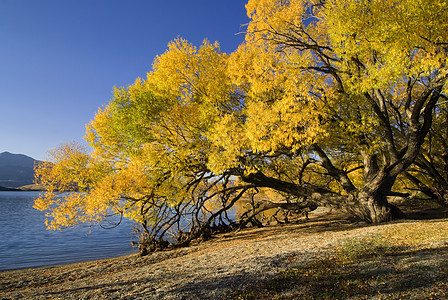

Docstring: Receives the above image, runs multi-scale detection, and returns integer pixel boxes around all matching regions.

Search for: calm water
[0,191,138,271]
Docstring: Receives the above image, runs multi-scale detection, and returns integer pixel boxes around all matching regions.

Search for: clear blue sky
[0,0,249,161]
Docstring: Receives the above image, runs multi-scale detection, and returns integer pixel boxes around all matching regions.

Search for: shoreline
[1,213,447,299]
[0,250,139,273]
[0,187,45,192]
[0,214,365,299]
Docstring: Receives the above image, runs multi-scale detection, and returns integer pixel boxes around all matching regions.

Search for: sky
[0,0,250,161]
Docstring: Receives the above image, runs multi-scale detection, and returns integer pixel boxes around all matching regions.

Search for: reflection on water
[0,191,137,271]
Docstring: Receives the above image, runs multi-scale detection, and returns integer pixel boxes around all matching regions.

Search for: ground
[1,208,447,299]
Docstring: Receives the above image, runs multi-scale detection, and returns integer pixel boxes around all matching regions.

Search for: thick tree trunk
[310,189,405,223]
[241,170,406,223]
[348,191,404,223]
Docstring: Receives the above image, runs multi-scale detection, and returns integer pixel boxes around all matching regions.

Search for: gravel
[0,214,403,299]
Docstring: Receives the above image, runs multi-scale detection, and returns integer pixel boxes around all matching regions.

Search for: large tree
[35,0,448,254]
[223,0,448,222]
[402,100,448,206]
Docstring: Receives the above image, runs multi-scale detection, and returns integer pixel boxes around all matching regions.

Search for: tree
[402,100,448,206]
[35,0,448,255]
[224,0,448,222]
[35,39,257,254]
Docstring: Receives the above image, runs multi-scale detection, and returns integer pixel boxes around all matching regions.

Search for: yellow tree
[402,100,448,206]
[221,0,448,222]
[35,0,448,256]
[35,39,254,254]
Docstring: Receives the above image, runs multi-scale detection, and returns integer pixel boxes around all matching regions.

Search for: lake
[0,191,138,271]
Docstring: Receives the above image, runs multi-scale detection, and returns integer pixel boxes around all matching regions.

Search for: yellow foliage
[34,0,448,233]
[326,0,448,92]
[34,142,111,230]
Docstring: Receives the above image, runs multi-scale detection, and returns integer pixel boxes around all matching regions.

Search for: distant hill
[0,152,40,188]
[0,186,20,191]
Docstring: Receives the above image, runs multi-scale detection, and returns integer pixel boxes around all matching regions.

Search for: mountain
[0,152,39,188]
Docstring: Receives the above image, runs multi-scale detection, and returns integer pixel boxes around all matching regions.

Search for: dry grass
[229,218,448,300]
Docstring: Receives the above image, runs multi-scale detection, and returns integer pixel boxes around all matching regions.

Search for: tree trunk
[241,170,405,223]
[347,191,405,223]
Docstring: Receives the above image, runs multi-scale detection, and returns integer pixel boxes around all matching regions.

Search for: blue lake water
[0,191,138,271]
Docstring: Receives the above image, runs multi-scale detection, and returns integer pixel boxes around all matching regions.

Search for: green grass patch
[337,234,396,261]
